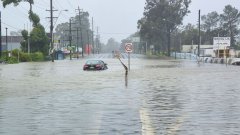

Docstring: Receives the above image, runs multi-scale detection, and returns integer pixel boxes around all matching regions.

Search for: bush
[20,52,32,62]
[7,56,18,64]
[31,52,44,61]
[2,49,46,63]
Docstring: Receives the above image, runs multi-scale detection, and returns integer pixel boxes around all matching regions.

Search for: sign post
[125,43,133,71]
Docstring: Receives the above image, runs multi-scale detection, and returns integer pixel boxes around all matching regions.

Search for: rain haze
[2,1,240,135]
[0,0,239,43]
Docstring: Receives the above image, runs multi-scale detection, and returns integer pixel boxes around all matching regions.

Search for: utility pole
[65,19,77,60]
[92,17,94,55]
[69,18,72,60]
[27,24,30,54]
[76,27,79,59]
[198,10,201,57]
[50,0,54,62]
[96,27,100,54]
[77,6,84,58]
[47,0,58,62]
[0,11,2,58]
[87,29,90,55]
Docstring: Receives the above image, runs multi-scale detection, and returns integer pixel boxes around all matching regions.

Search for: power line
[2,21,22,31]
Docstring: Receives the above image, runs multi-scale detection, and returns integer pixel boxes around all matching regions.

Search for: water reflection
[125,71,128,87]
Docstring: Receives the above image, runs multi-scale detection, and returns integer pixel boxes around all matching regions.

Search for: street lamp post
[54,9,68,27]
[5,27,8,59]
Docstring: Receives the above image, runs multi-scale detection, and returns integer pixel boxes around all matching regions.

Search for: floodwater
[0,54,240,135]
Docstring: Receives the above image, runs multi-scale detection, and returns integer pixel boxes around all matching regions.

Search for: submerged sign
[213,37,230,50]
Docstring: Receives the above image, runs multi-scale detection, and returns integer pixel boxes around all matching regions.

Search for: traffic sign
[125,43,133,53]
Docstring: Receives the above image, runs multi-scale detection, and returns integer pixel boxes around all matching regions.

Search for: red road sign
[125,43,133,53]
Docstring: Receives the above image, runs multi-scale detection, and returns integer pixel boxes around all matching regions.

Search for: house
[1,36,23,51]
[181,45,214,57]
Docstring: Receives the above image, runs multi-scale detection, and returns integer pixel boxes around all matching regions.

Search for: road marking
[166,114,186,135]
[140,107,155,135]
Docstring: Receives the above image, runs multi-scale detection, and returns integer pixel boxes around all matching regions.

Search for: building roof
[1,36,23,43]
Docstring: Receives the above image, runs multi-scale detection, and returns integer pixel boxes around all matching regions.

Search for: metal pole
[28,26,30,54]
[87,29,90,55]
[5,27,8,59]
[92,17,94,55]
[0,11,2,58]
[50,0,54,62]
[78,7,84,58]
[69,19,72,60]
[198,10,201,57]
[76,27,79,59]
[128,52,130,71]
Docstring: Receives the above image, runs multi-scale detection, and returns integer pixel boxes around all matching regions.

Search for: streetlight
[53,9,68,27]
[5,27,8,59]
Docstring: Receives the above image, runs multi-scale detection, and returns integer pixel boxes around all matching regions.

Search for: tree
[1,0,49,56]
[1,0,34,21]
[30,25,49,55]
[201,11,220,31]
[138,0,191,56]
[20,30,28,52]
[220,5,240,47]
[103,38,120,53]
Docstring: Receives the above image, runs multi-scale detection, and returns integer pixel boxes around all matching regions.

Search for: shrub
[31,52,44,61]
[7,56,18,64]
[20,52,32,62]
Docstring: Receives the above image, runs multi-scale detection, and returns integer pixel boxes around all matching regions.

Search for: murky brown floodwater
[1,54,240,135]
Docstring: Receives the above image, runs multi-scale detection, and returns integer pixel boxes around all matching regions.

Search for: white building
[181,45,214,57]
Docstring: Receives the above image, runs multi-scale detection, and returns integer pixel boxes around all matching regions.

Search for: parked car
[83,60,108,70]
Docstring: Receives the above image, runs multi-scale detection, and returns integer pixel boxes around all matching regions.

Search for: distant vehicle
[83,60,108,70]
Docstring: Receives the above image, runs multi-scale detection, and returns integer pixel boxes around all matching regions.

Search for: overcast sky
[0,0,240,43]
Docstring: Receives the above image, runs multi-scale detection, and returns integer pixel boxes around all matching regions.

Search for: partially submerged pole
[117,56,128,75]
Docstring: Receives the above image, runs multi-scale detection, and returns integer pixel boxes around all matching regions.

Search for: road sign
[125,43,133,53]
[213,37,230,50]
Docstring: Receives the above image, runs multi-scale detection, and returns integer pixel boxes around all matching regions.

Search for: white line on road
[140,107,155,135]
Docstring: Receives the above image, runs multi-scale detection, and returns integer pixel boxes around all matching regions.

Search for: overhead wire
[2,21,22,31]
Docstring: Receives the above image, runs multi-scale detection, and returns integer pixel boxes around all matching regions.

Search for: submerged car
[83,60,108,70]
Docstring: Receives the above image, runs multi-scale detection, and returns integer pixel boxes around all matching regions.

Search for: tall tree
[201,11,220,31]
[181,24,199,45]
[1,0,49,56]
[138,0,191,56]
[220,5,240,46]
[1,0,34,21]
[201,11,220,44]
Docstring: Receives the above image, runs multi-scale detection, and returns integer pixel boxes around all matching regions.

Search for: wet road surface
[1,53,240,135]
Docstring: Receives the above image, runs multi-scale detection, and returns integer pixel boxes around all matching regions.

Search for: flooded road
[1,53,240,135]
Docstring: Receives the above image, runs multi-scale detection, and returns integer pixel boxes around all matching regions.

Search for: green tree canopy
[138,0,191,55]
[1,0,49,56]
